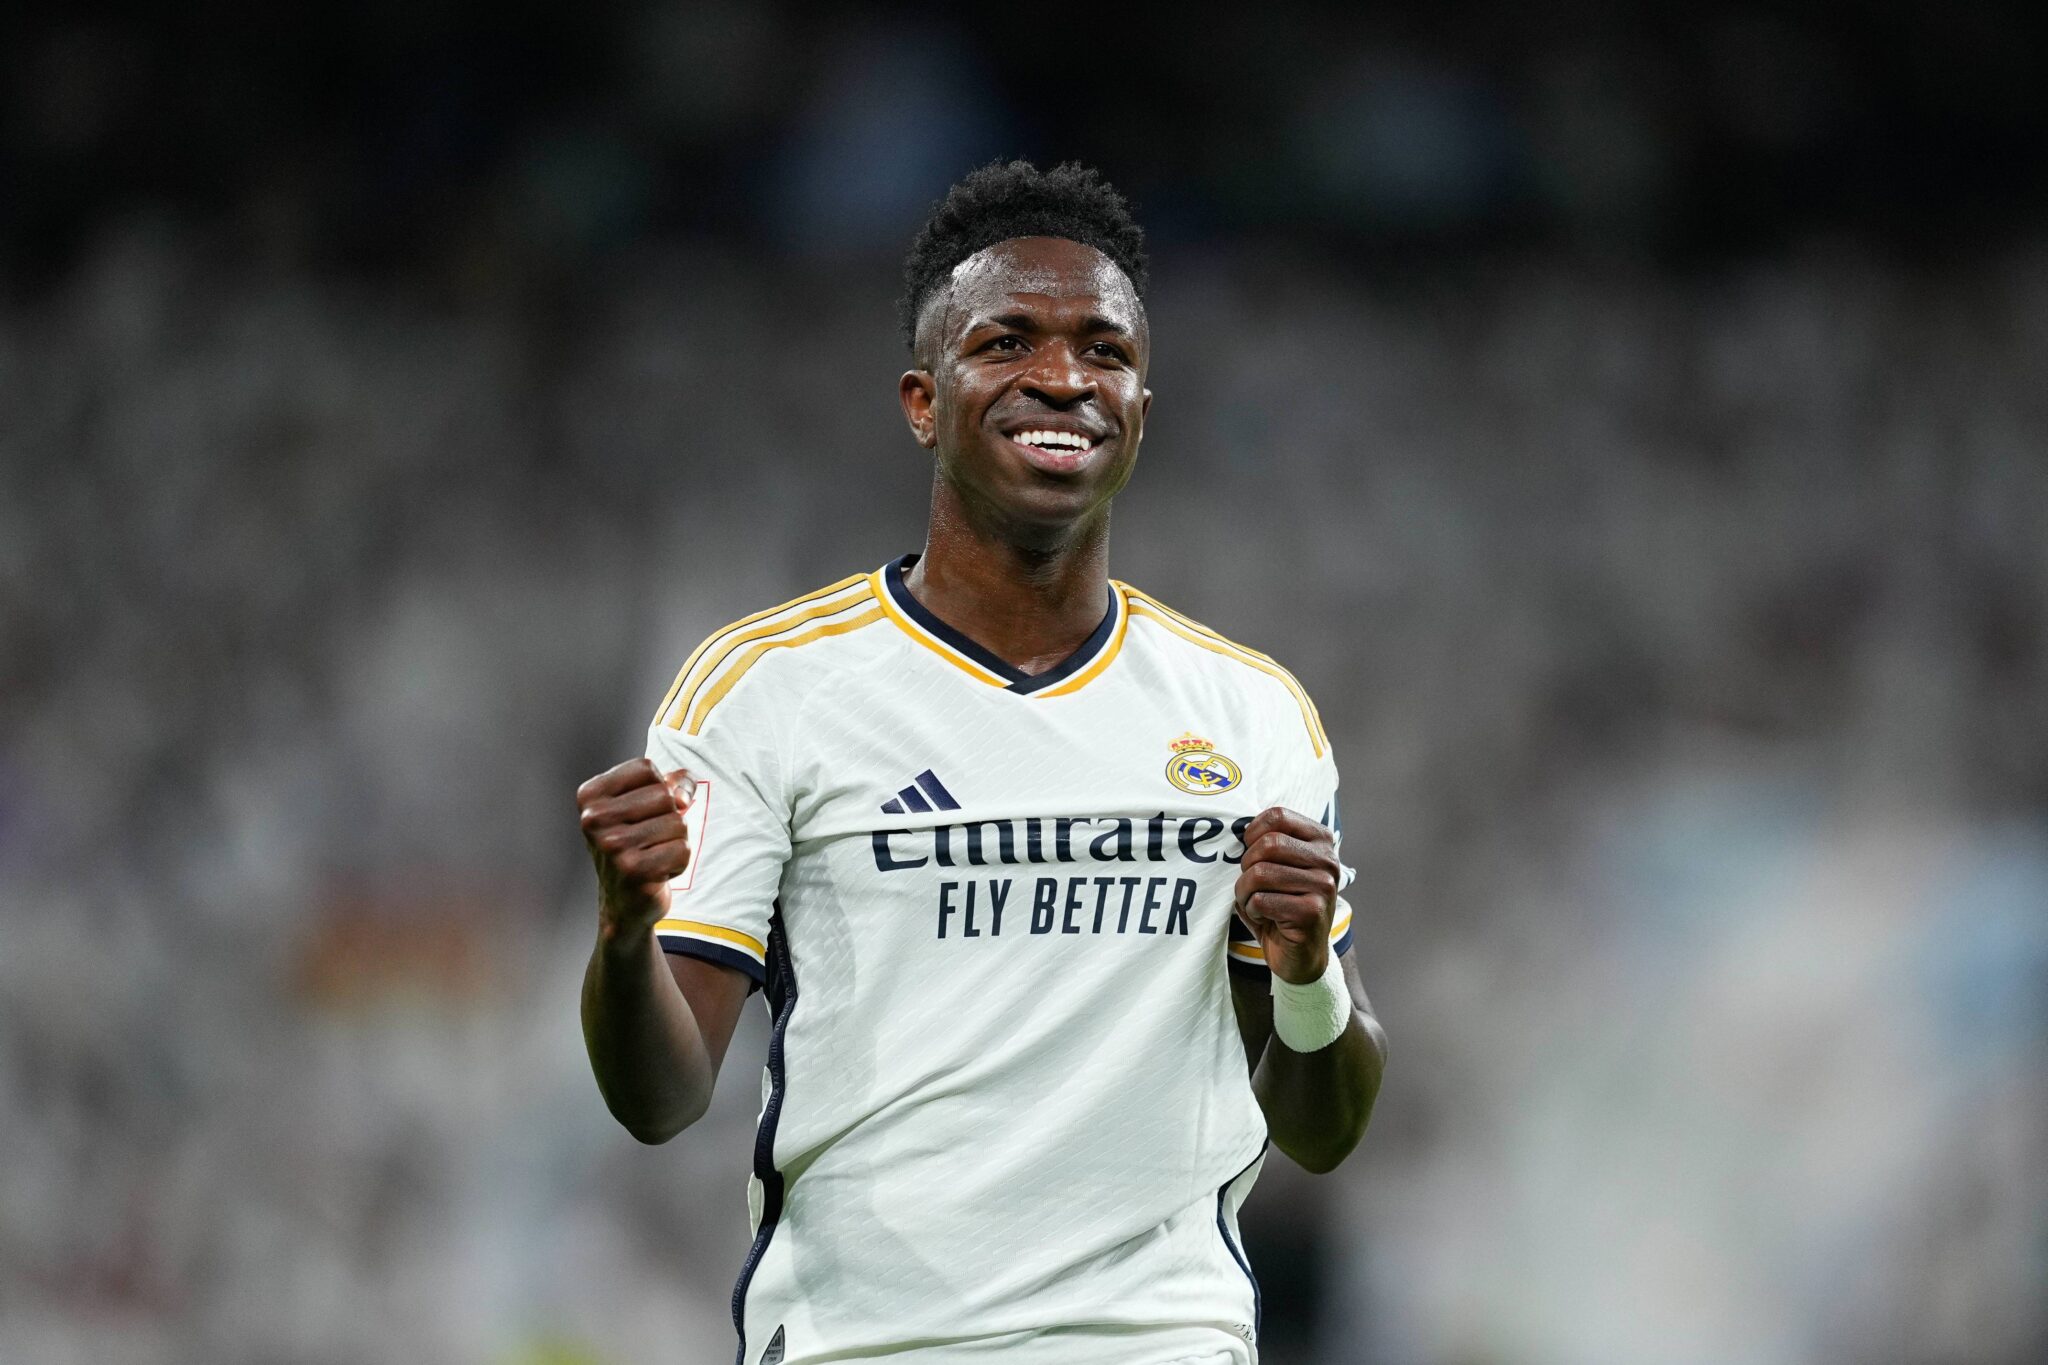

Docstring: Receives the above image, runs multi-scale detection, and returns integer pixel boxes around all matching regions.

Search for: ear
[899,370,939,450]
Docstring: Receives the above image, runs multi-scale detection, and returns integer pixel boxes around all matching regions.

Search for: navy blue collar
[882,555,1121,695]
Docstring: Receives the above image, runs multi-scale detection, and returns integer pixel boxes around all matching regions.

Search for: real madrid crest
[1166,732,1241,796]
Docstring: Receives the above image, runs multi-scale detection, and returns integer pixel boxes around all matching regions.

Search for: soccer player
[576,161,1387,1365]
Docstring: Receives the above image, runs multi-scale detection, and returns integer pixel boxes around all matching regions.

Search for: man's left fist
[1234,807,1342,985]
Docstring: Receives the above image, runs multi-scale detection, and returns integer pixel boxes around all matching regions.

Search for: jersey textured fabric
[645,556,1353,1365]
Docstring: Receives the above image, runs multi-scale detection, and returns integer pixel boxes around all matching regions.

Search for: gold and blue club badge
[1166,732,1241,796]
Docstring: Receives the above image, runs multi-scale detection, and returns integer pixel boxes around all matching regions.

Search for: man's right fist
[577,758,697,941]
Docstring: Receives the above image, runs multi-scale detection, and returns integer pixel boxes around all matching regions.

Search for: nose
[1020,341,1093,408]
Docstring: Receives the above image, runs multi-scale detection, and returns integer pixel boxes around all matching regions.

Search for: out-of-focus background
[5,2,2046,1362]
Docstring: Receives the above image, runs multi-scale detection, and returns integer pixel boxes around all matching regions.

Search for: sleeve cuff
[1225,900,1354,974]
[655,918,768,987]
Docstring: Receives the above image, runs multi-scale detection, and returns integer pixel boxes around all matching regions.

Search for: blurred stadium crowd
[4,4,2046,1364]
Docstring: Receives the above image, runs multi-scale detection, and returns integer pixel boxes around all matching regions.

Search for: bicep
[665,951,754,1074]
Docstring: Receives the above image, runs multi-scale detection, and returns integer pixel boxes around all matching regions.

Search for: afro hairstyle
[899,160,1148,354]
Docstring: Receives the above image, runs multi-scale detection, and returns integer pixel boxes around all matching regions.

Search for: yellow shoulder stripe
[1126,588,1328,744]
[1123,592,1328,756]
[653,574,871,728]
[1126,589,1327,742]
[683,600,884,734]
[671,586,876,729]
[654,918,767,960]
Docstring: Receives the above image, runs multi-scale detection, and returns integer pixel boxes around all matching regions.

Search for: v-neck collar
[872,554,1127,697]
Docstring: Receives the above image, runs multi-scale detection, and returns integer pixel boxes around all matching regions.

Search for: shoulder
[652,570,889,735]
[1116,582,1331,759]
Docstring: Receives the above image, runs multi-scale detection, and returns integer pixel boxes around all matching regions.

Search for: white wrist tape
[1271,949,1350,1053]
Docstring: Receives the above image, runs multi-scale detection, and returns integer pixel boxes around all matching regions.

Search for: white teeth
[1013,429,1093,450]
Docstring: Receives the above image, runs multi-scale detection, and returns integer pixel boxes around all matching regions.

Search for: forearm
[1255,1011,1386,1173]
[580,927,717,1143]
[1252,954,1387,1173]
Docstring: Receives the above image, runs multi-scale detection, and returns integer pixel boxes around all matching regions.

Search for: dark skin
[579,236,1386,1171]
[896,236,1148,673]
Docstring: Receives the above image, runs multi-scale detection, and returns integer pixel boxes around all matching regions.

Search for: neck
[905,480,1112,676]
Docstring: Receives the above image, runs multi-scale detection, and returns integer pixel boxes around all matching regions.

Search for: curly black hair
[899,160,1148,354]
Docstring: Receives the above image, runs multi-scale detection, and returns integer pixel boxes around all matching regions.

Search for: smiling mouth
[1003,427,1105,473]
[1008,428,1097,454]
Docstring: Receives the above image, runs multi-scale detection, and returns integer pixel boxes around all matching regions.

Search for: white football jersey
[645,556,1353,1365]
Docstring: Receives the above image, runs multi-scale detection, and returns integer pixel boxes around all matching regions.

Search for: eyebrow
[971,310,1135,338]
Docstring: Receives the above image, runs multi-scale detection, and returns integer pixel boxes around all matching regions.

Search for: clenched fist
[1233,806,1343,985]
[577,758,697,942]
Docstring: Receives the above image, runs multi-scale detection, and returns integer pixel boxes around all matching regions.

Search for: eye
[981,334,1026,354]
[1087,342,1129,363]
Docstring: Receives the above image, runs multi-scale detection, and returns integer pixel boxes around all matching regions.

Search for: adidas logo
[760,1324,786,1365]
[880,769,960,814]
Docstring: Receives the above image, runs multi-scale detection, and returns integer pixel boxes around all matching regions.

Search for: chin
[1002,489,1114,540]
[943,455,1122,537]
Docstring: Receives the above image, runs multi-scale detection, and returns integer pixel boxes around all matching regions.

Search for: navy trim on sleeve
[659,935,768,988]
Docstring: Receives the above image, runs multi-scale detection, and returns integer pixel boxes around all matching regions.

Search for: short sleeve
[643,687,792,987]
[1226,756,1357,977]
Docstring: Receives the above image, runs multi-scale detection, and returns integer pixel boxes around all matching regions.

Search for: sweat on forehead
[917,236,1144,352]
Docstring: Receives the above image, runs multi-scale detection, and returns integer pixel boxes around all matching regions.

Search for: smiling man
[576,161,1388,1365]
